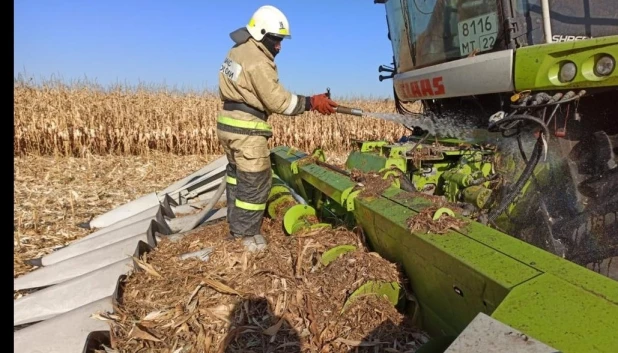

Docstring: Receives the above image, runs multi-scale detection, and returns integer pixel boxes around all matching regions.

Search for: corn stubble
[14,79,417,157]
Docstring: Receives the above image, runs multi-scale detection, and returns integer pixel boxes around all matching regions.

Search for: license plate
[458,12,498,56]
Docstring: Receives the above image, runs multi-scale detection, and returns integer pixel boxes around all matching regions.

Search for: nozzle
[325,88,363,116]
[335,105,364,116]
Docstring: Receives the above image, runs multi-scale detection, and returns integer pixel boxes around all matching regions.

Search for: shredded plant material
[97,215,429,352]
[406,206,468,234]
[350,170,398,198]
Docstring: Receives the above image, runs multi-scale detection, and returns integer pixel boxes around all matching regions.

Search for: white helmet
[246,5,291,41]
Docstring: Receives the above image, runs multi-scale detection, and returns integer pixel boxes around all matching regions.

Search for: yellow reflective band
[278,28,289,35]
[226,176,237,185]
[217,116,272,131]
[235,199,266,211]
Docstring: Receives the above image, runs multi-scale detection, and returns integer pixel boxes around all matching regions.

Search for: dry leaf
[334,338,386,347]
[263,317,284,336]
[131,256,162,278]
[142,310,166,321]
[128,323,161,342]
[202,277,242,296]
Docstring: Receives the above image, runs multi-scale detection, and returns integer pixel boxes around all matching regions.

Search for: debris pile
[96,214,429,353]
[350,169,399,198]
[406,206,468,234]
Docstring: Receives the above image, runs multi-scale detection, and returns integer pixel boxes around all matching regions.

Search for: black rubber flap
[145,218,172,247]
[162,193,178,209]
[81,330,111,353]
[24,257,43,267]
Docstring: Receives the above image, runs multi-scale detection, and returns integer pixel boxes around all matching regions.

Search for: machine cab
[377,0,618,75]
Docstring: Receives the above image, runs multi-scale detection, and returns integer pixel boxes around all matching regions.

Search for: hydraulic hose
[486,113,549,223]
[488,135,543,223]
[180,175,227,232]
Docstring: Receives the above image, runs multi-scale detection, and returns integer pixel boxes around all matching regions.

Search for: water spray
[324,87,502,143]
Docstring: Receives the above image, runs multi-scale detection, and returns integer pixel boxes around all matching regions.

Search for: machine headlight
[559,61,577,83]
[595,55,615,76]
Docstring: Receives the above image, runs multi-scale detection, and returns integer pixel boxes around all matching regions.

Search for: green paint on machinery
[346,138,498,210]
[266,2,618,350]
[371,0,618,273]
[514,35,618,91]
[268,145,618,353]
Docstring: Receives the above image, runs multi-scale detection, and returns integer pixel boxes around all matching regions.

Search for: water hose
[180,176,227,232]
[335,106,364,116]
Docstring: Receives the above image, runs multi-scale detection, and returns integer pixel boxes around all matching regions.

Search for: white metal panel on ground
[16,208,228,290]
[88,165,225,229]
[14,258,132,326]
[14,296,113,353]
[173,190,227,214]
[41,217,156,266]
[444,312,558,353]
[166,171,226,205]
[167,207,227,233]
[14,233,149,291]
[72,203,162,244]
[88,192,160,229]
[160,155,228,195]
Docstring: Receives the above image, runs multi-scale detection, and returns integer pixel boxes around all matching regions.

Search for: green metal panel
[298,164,357,205]
[514,35,618,91]
[492,273,618,353]
[383,187,618,303]
[270,146,313,202]
[269,146,618,350]
[346,150,389,173]
[353,193,541,337]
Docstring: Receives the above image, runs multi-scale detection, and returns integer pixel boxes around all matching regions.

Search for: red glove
[310,94,337,115]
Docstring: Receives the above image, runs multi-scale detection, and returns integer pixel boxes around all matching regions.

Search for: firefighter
[216,5,338,252]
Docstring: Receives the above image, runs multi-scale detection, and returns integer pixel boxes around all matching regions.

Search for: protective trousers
[216,114,272,236]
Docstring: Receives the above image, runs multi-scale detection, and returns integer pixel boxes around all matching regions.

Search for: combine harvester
[14,0,618,352]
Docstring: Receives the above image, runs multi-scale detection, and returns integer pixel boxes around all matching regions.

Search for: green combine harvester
[13,1,618,352]
[269,0,618,351]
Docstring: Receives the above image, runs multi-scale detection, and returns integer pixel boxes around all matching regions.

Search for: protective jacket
[216,28,306,236]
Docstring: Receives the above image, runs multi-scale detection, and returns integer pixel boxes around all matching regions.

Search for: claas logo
[398,77,445,99]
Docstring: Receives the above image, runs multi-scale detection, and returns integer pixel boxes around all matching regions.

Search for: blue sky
[14,0,397,99]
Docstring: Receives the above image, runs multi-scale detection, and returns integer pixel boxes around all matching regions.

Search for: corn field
[14,78,418,157]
